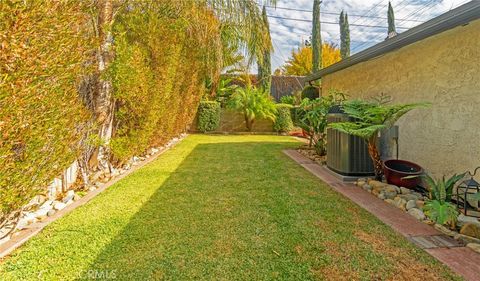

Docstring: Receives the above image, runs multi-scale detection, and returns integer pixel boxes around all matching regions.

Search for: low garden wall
[192,108,275,133]
[321,19,480,176]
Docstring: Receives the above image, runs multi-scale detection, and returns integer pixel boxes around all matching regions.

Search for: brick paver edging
[0,136,186,260]
[284,149,480,281]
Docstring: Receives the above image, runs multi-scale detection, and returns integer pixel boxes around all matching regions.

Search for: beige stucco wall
[321,19,480,176]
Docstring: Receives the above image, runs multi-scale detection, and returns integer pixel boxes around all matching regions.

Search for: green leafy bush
[109,2,221,161]
[301,85,319,100]
[0,0,94,225]
[329,97,428,179]
[280,95,296,105]
[273,104,294,133]
[197,101,221,132]
[424,200,458,226]
[296,91,346,155]
[227,83,277,131]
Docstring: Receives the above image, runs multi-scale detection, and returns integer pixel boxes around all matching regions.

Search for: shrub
[109,2,221,161]
[301,85,319,100]
[227,83,277,131]
[273,104,294,133]
[280,95,296,105]
[197,101,221,132]
[0,0,94,226]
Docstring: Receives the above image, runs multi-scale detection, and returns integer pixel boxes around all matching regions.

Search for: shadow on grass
[79,141,313,280]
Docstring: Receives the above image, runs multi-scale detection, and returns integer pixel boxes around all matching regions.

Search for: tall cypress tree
[344,13,350,57]
[257,5,271,91]
[387,2,397,37]
[340,11,350,59]
[312,0,322,73]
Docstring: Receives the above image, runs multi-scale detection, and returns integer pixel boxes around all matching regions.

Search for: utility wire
[267,15,410,30]
[261,4,424,23]
[351,0,438,53]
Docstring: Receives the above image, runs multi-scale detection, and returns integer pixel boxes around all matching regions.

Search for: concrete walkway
[284,149,480,281]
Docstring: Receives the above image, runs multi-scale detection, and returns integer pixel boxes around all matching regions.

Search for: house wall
[321,19,480,176]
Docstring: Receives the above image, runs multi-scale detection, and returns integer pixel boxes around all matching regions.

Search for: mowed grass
[0,135,460,280]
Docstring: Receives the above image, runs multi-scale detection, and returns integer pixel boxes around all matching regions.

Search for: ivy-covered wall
[0,0,221,224]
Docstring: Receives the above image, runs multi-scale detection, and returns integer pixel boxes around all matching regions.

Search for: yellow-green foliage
[0,0,221,221]
[110,1,221,161]
[0,0,94,218]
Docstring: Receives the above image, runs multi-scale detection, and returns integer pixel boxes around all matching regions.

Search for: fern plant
[328,97,428,179]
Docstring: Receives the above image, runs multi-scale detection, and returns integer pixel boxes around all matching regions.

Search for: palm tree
[83,0,276,174]
[328,98,428,179]
[228,81,277,131]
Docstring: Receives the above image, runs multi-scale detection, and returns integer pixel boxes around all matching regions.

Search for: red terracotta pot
[383,159,423,189]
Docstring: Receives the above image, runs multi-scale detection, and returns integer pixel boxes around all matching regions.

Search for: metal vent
[327,106,374,176]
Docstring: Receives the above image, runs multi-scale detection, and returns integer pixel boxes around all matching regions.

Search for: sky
[263,0,471,71]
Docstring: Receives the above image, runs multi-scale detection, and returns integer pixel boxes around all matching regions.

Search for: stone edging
[283,149,480,281]
[0,135,186,260]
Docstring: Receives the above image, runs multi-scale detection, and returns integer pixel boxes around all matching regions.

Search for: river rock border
[356,178,480,254]
[0,134,186,258]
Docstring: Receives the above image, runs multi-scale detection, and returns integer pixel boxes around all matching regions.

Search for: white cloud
[266,0,470,71]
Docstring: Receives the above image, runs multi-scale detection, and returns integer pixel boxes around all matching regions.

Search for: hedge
[0,0,94,223]
[0,1,221,226]
[197,101,221,132]
[273,104,294,133]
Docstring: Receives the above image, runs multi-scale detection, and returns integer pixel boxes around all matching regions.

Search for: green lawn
[0,135,460,280]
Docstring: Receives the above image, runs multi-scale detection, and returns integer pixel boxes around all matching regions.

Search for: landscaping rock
[362,184,372,192]
[400,186,411,194]
[73,194,81,201]
[39,200,53,210]
[356,180,366,187]
[384,191,397,200]
[23,212,36,224]
[416,200,425,209]
[394,197,407,210]
[406,200,417,211]
[33,208,50,219]
[53,201,67,211]
[455,234,480,244]
[47,209,56,217]
[63,191,75,204]
[467,243,480,254]
[408,208,426,221]
[28,195,46,206]
[384,185,400,193]
[385,199,395,205]
[399,193,420,202]
[457,214,480,228]
[369,180,386,189]
[460,223,480,239]
[434,224,457,237]
[16,219,28,230]
[378,192,386,200]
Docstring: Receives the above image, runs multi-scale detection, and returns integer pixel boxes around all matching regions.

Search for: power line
[350,0,438,53]
[350,0,387,25]
[267,15,410,30]
[262,4,424,23]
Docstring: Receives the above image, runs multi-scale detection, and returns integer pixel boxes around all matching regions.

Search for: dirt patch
[355,230,446,281]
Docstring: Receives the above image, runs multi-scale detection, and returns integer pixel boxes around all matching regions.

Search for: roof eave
[306,1,480,82]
